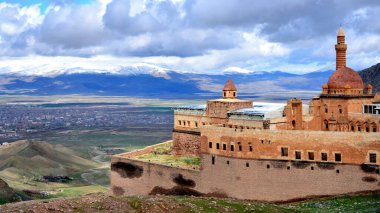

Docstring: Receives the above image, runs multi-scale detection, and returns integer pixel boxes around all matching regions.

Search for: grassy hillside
[0,141,99,190]
[1,192,380,212]
[0,178,20,204]
[359,63,380,93]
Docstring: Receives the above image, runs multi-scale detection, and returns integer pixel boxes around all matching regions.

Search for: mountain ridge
[359,63,380,93]
[0,63,377,99]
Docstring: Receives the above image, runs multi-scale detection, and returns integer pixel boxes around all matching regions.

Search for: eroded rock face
[362,177,377,182]
[317,162,336,170]
[111,162,143,178]
[112,186,125,196]
[149,186,202,196]
[361,164,379,174]
[172,174,196,187]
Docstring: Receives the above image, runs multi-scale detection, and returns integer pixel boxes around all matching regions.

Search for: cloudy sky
[0,0,379,75]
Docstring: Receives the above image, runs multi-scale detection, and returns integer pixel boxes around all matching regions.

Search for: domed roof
[327,67,364,89]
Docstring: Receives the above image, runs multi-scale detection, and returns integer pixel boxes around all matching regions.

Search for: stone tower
[223,79,237,99]
[285,98,303,130]
[335,26,347,70]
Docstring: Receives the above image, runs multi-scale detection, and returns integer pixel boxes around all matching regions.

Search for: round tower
[223,79,237,99]
[335,26,347,70]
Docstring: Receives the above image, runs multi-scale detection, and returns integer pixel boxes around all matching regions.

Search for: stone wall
[111,152,380,202]
[172,130,201,156]
[111,156,201,197]
[198,154,380,201]
[206,100,252,119]
[200,126,380,165]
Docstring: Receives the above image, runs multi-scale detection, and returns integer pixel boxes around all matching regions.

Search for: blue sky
[3,0,93,12]
[0,0,379,75]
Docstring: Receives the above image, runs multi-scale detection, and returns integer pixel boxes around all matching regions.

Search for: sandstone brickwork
[172,131,201,156]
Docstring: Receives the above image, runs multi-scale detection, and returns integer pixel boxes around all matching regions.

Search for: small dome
[366,84,373,89]
[327,67,364,89]
[322,84,328,89]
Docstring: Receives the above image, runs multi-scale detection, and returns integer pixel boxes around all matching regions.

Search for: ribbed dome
[327,67,364,89]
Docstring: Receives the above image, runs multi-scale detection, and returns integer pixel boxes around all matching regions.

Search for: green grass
[288,193,380,212]
[127,197,142,210]
[174,196,295,213]
[134,193,380,212]
[45,185,107,199]
[133,142,201,169]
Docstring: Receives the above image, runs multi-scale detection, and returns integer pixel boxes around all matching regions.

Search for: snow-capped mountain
[0,63,337,100]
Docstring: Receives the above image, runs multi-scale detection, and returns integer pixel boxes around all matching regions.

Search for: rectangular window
[249,145,253,152]
[321,152,328,161]
[308,152,314,160]
[212,156,215,165]
[370,153,377,163]
[223,144,227,151]
[374,128,377,132]
[216,143,220,150]
[230,144,234,151]
[195,122,198,127]
[239,144,242,151]
[178,120,181,125]
[281,147,288,157]
[335,153,342,162]
[295,151,301,160]
[209,142,212,149]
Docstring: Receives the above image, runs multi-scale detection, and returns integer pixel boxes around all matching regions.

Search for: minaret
[335,26,347,70]
[223,79,237,99]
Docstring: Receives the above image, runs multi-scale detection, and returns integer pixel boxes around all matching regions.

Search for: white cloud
[0,0,378,75]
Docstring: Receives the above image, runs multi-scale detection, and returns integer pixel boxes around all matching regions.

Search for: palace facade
[111,27,380,202]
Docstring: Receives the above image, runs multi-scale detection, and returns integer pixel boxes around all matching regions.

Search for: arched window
[233,92,236,97]
[354,122,360,132]
[338,105,343,114]
[292,120,296,128]
[324,119,329,130]
[371,123,377,132]
[324,104,328,113]
[349,122,354,132]
[363,122,369,132]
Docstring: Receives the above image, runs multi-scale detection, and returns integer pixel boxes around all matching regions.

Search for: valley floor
[1,192,380,213]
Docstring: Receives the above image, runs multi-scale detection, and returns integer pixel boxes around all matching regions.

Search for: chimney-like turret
[223,79,237,99]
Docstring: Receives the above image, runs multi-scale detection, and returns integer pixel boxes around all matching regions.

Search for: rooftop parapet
[173,105,206,115]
